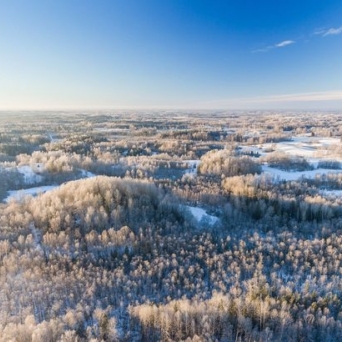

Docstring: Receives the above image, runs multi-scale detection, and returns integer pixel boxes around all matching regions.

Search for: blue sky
[1,0,342,110]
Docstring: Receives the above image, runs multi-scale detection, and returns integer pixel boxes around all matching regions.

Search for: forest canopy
[1,111,342,341]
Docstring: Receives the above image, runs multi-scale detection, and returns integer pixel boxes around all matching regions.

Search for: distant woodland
[1,110,342,341]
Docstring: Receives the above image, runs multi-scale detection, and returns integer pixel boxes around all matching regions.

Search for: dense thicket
[1,176,342,340]
[3,176,184,235]
[262,152,313,171]
[0,177,186,341]
[198,149,261,177]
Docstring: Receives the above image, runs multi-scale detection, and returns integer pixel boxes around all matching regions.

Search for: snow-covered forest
[1,110,342,341]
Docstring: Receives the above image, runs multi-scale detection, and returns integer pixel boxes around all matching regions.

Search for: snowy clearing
[241,136,342,160]
[274,137,340,158]
[18,165,43,184]
[183,160,200,176]
[239,146,266,156]
[319,190,342,199]
[4,169,96,203]
[80,169,96,178]
[4,185,58,203]
[185,205,219,226]
[262,165,342,182]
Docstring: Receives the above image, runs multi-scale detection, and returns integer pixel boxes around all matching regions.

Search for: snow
[185,205,219,226]
[306,158,321,168]
[4,168,96,203]
[17,165,43,184]
[4,185,58,203]
[184,160,200,176]
[241,136,341,161]
[262,165,342,182]
[239,146,266,156]
[316,138,340,146]
[48,133,62,143]
[80,169,96,178]
[270,137,340,158]
[319,190,342,199]
[276,143,316,157]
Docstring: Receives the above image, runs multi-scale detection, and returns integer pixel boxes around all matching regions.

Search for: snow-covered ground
[80,169,96,178]
[239,146,266,156]
[241,136,341,160]
[4,185,58,203]
[185,205,219,226]
[4,168,96,203]
[319,190,342,199]
[272,142,316,157]
[271,137,340,158]
[262,165,342,182]
[183,160,200,176]
[48,133,62,143]
[240,135,342,182]
[18,165,43,184]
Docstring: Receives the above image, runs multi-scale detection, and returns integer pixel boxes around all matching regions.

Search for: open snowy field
[262,165,342,182]
[17,165,43,183]
[184,205,219,226]
[3,166,96,203]
[4,185,58,203]
[183,160,201,176]
[268,136,341,158]
[238,135,342,182]
[240,136,341,160]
